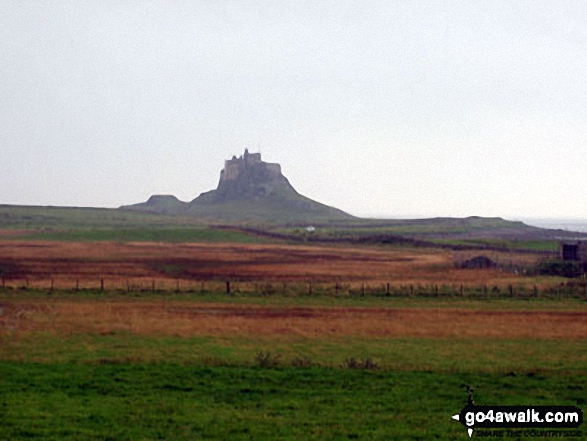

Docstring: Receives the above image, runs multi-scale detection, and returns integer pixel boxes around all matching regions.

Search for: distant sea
[516,218,587,234]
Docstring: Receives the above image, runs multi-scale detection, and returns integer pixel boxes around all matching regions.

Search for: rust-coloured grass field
[2,293,586,373]
[2,299,587,340]
[0,240,546,290]
[1,238,584,368]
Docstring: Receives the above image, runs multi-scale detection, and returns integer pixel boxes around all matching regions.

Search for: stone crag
[199,149,295,202]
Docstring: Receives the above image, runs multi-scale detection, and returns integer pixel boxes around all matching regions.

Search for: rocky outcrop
[121,150,354,222]
[198,149,296,202]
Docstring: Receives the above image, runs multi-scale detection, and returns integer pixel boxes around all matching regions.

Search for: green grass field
[7,227,265,243]
[0,205,182,229]
[2,363,584,440]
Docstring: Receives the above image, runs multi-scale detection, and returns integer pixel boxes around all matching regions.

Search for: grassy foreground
[1,292,585,439]
[1,363,585,440]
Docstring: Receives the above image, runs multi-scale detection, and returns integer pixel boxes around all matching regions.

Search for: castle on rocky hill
[121,148,354,221]
[220,149,281,183]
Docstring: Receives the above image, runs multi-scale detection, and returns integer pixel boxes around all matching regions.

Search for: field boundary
[2,276,587,301]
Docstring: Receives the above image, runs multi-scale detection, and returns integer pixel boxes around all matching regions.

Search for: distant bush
[458,255,497,269]
[254,351,281,368]
[341,356,378,370]
[291,356,318,368]
[537,259,583,278]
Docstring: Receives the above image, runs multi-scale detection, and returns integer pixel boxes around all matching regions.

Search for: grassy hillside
[239,216,568,252]
[187,195,353,223]
[122,189,354,223]
[0,205,576,250]
[0,205,263,243]
[0,205,197,229]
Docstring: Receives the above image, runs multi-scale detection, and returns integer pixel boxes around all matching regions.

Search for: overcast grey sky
[1,1,586,219]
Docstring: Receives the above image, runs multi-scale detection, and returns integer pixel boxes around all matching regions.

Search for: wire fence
[2,276,587,300]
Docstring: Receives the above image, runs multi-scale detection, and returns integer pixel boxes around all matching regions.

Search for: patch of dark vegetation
[95,357,143,365]
[458,255,497,269]
[537,259,584,278]
[340,356,378,370]
[0,260,26,279]
[148,258,241,280]
[291,356,319,368]
[254,351,281,368]
[148,258,292,282]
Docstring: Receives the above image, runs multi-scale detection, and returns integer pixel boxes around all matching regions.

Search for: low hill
[121,195,188,215]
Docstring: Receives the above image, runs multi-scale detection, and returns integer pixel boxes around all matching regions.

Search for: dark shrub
[459,255,497,269]
[537,259,583,278]
[254,351,281,368]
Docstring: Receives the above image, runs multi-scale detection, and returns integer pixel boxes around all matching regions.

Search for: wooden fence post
[386,283,390,296]
[308,282,312,295]
[100,278,104,291]
[226,281,231,294]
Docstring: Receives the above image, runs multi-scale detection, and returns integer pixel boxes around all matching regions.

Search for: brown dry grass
[0,229,37,237]
[0,240,536,289]
[2,300,586,340]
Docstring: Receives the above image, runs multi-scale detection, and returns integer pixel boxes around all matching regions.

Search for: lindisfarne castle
[220,149,281,183]
[213,148,291,199]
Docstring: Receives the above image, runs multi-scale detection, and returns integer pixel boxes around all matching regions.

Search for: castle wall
[246,153,261,165]
[221,151,277,182]
[223,161,242,181]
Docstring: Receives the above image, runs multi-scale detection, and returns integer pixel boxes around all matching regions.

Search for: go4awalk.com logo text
[452,388,583,438]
